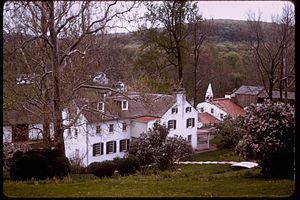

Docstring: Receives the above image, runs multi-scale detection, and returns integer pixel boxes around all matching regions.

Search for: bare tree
[246,4,294,101]
[3,1,138,156]
[188,13,213,107]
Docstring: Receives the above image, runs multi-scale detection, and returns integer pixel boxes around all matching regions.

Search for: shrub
[215,115,245,149]
[10,152,53,181]
[129,123,193,173]
[10,149,70,180]
[114,155,140,176]
[52,156,71,179]
[237,101,295,178]
[87,160,116,178]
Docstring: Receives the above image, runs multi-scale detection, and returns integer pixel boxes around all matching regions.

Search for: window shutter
[174,120,176,129]
[127,139,130,150]
[114,141,117,153]
[106,142,109,154]
[119,140,122,152]
[192,118,195,127]
[92,144,96,156]
[186,119,189,128]
[168,120,171,128]
[101,143,104,155]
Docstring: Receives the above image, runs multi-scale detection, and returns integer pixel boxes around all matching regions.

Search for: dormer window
[121,100,128,110]
[171,107,178,114]
[97,102,104,112]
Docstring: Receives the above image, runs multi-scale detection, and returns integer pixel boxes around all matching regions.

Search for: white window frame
[120,139,130,152]
[106,141,116,154]
[121,100,128,110]
[171,107,178,114]
[96,125,101,134]
[109,124,114,133]
[186,118,195,128]
[93,142,103,156]
[187,135,192,143]
[97,102,104,112]
[122,123,127,131]
[186,107,192,113]
[168,120,176,130]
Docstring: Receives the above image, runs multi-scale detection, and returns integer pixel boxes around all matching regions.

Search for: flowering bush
[129,123,193,174]
[237,100,295,178]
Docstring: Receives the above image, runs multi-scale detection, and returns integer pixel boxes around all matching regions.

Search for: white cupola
[205,83,213,102]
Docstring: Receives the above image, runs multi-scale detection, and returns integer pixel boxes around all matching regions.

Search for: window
[211,108,214,114]
[187,135,192,143]
[75,149,80,158]
[186,107,192,113]
[97,102,104,112]
[96,125,101,134]
[109,124,114,132]
[67,128,71,137]
[171,107,178,114]
[106,141,117,154]
[120,139,130,152]
[122,123,127,131]
[74,128,78,138]
[186,118,195,128]
[200,107,204,112]
[122,100,128,110]
[220,113,224,119]
[168,120,176,129]
[93,143,104,156]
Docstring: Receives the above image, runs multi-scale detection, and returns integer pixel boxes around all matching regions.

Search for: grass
[3,148,295,198]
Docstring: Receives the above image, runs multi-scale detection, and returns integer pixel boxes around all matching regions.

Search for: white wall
[160,93,198,149]
[3,126,12,143]
[63,111,132,166]
[131,120,147,138]
[197,102,227,121]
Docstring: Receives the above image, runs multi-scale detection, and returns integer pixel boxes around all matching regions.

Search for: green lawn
[3,149,295,198]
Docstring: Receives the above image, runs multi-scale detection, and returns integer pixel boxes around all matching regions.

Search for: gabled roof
[198,112,220,124]
[211,98,246,118]
[76,91,176,123]
[233,85,265,96]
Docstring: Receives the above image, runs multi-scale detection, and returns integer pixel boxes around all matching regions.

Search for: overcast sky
[113,1,294,33]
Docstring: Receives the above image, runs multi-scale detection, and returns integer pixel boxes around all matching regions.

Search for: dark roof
[233,85,265,96]
[257,90,295,100]
[77,92,176,123]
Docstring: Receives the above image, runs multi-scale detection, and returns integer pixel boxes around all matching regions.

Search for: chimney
[173,88,186,104]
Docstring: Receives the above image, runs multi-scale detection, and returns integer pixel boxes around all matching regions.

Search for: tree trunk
[49,1,65,157]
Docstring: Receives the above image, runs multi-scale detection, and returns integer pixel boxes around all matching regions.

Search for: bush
[87,160,116,178]
[129,123,193,173]
[237,101,295,178]
[215,115,245,149]
[10,149,70,180]
[52,156,71,179]
[10,153,53,181]
[114,155,140,176]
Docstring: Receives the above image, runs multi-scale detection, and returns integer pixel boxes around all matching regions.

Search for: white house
[197,83,246,121]
[3,86,206,167]
[160,88,199,149]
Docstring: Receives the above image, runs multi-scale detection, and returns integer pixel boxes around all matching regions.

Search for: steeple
[205,83,213,102]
